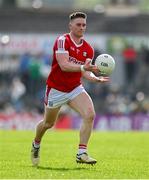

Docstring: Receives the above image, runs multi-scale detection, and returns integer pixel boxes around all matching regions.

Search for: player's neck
[69,32,83,45]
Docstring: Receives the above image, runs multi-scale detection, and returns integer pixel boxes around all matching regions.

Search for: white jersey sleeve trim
[57,35,67,52]
[56,50,69,54]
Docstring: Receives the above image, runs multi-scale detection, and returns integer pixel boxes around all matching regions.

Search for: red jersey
[46,33,94,92]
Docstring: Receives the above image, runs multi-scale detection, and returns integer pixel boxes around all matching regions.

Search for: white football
[95,54,115,75]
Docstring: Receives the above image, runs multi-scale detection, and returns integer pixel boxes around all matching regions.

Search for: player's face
[69,18,86,38]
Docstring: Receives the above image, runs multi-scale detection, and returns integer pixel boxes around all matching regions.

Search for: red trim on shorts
[44,86,51,105]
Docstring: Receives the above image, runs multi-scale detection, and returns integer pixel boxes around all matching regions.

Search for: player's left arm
[82,71,110,83]
[82,47,109,83]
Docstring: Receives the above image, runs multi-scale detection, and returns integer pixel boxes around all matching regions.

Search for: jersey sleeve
[88,45,94,60]
[55,35,69,54]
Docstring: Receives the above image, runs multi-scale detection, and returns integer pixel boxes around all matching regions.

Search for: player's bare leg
[31,106,61,166]
[68,92,97,165]
[35,106,61,141]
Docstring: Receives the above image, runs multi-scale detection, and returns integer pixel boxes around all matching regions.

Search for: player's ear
[69,22,72,29]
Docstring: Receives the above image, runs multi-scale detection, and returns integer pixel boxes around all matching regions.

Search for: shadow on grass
[36,166,92,171]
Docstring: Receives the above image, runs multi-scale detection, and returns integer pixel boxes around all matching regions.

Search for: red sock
[33,139,40,148]
[78,144,87,154]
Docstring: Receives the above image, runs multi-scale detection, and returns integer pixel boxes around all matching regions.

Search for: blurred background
[0,0,149,131]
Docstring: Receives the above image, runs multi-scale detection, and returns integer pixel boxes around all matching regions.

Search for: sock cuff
[79,144,87,149]
[34,139,40,144]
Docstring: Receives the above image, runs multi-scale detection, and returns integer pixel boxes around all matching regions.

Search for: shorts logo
[48,101,53,106]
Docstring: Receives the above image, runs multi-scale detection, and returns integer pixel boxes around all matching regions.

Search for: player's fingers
[90,64,98,69]
[85,58,92,65]
[99,76,109,79]
[98,77,110,82]
[104,79,110,81]
[103,76,110,79]
[101,79,109,82]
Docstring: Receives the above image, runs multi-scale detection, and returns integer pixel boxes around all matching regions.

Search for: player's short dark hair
[69,12,87,21]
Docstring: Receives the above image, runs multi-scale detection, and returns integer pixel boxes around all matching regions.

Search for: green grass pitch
[0,130,149,179]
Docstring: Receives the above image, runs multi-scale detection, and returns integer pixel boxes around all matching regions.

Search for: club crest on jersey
[76,49,80,54]
[70,46,75,51]
[83,52,87,57]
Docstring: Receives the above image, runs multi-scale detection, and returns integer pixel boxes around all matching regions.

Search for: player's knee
[43,121,54,129]
[83,108,95,122]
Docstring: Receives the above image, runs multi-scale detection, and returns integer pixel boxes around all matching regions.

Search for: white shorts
[44,85,86,108]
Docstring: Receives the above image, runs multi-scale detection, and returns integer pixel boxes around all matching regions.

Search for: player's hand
[83,58,99,74]
[96,76,110,83]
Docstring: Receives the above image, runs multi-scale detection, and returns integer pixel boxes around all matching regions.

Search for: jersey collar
[69,33,83,47]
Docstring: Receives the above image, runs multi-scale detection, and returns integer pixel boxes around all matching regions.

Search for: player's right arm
[56,53,98,72]
[56,52,82,72]
[55,36,98,73]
